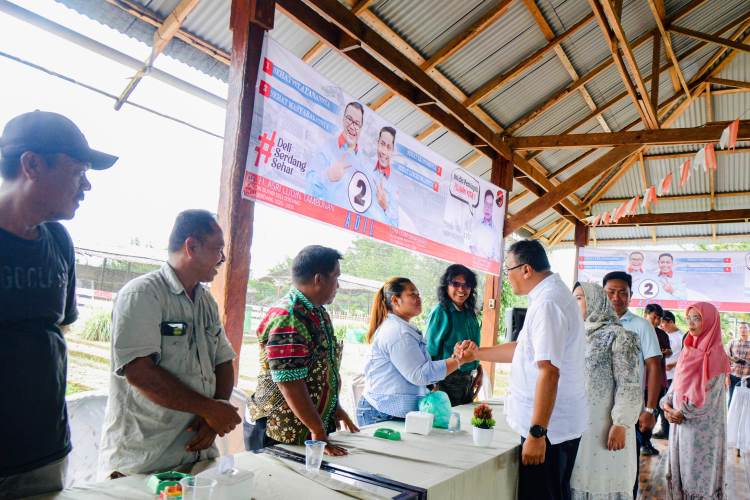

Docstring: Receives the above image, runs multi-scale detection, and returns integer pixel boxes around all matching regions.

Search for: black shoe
[652,431,668,439]
[640,445,660,456]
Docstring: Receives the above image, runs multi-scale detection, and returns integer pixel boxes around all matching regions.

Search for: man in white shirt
[602,271,663,499]
[462,239,586,500]
[653,310,683,439]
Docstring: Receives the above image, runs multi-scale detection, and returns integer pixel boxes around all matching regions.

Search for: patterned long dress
[571,282,643,500]
[660,375,726,499]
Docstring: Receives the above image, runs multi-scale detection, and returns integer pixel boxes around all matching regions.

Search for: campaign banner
[242,35,505,275]
[577,248,750,312]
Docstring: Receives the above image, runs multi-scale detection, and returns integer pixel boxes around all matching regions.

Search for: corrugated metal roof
[49,0,750,243]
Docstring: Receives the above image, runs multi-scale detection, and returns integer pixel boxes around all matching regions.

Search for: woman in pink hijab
[660,302,730,499]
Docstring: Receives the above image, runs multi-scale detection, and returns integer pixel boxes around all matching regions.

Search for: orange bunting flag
[679,159,691,187]
[659,171,673,196]
[628,195,640,216]
[591,214,602,227]
[613,201,629,222]
[602,211,612,225]
[719,119,739,150]
[641,186,658,211]
[705,143,717,171]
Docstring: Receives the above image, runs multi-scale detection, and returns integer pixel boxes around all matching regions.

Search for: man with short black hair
[98,210,240,478]
[653,310,683,438]
[727,322,750,406]
[469,189,501,260]
[0,111,117,498]
[462,239,586,499]
[655,253,686,300]
[602,271,662,498]
[246,245,358,456]
[366,126,399,226]
[641,304,670,454]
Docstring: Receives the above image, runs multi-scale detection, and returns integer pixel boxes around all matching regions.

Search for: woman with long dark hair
[425,264,482,405]
[357,277,472,426]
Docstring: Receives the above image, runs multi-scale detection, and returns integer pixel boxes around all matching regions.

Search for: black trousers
[518,436,580,500]
[243,417,280,452]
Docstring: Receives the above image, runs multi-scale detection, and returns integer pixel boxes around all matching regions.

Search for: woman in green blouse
[425,264,482,406]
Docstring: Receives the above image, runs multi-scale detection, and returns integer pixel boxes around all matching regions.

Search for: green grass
[66,381,92,395]
[68,350,110,366]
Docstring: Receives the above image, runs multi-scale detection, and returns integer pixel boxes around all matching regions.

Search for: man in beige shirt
[98,210,241,478]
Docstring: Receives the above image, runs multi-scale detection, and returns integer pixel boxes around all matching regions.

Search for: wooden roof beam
[669,25,750,55]
[509,121,750,150]
[507,0,709,134]
[644,145,750,160]
[708,78,750,91]
[610,209,750,226]
[464,12,593,107]
[114,0,200,110]
[280,0,584,221]
[598,0,659,128]
[302,0,373,62]
[647,0,691,99]
[524,0,611,131]
[598,191,750,204]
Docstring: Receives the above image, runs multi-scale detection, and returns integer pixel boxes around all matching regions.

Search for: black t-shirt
[0,222,77,476]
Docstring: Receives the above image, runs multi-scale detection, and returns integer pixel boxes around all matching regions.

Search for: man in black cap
[0,111,117,498]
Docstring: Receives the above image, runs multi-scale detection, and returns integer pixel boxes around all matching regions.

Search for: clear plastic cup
[447,411,461,433]
[180,476,217,500]
[305,439,326,473]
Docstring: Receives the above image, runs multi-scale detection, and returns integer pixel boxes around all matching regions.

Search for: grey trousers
[0,456,68,499]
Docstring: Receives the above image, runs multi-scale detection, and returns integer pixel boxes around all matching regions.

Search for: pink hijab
[671,302,730,408]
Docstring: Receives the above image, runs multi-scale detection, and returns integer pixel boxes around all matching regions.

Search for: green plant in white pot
[471,403,496,447]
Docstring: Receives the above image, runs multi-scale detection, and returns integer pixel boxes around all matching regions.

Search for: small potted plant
[471,403,496,447]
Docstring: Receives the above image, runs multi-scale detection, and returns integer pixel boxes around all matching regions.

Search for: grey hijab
[577,281,621,336]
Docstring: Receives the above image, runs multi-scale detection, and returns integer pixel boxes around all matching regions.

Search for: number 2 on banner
[638,279,659,298]
[348,171,372,214]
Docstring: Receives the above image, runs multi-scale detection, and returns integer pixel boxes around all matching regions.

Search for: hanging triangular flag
[720,119,739,150]
[642,186,658,211]
[628,195,640,216]
[659,171,674,196]
[679,159,691,187]
[692,147,706,172]
[613,200,628,222]
[590,213,602,227]
[705,143,717,171]
[602,211,612,225]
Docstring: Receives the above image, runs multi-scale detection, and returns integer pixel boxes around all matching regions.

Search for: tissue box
[405,411,434,435]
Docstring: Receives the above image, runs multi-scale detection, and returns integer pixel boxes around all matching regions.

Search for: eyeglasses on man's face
[504,263,525,274]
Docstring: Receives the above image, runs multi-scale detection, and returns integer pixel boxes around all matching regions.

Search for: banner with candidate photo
[241,35,505,275]
[577,247,750,312]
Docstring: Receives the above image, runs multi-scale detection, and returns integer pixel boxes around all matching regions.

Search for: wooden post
[480,156,513,394]
[211,0,275,383]
[573,221,589,284]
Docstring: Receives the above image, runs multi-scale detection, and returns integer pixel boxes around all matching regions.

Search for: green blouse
[425,303,481,373]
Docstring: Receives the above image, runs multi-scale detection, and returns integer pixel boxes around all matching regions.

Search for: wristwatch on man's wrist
[529,424,547,439]
[644,407,658,416]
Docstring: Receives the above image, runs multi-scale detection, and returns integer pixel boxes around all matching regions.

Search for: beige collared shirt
[98,264,235,478]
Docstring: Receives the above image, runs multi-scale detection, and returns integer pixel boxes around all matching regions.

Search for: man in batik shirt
[245,245,358,456]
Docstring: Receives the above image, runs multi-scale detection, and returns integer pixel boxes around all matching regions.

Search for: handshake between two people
[453,340,480,364]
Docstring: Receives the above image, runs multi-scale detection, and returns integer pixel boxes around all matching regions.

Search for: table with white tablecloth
[35,402,519,499]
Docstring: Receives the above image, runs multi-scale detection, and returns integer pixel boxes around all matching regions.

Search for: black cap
[0,111,118,170]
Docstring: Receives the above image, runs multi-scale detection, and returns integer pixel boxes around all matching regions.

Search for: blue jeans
[356,397,394,427]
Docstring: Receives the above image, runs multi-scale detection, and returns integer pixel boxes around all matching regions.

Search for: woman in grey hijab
[570,282,642,500]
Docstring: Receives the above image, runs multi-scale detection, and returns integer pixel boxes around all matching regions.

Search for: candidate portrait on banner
[363,126,400,227]
[468,189,500,261]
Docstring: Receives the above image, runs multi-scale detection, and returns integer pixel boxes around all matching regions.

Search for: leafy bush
[81,310,112,342]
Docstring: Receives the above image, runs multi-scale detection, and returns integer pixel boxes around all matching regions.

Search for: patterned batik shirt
[728,339,750,378]
[248,288,342,444]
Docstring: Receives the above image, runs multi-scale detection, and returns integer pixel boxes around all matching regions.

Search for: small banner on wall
[241,35,505,275]
[578,247,750,312]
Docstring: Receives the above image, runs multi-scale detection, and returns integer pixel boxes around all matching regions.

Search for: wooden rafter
[670,25,750,55]
[550,222,575,247]
[598,0,659,128]
[647,0,691,99]
[589,0,657,129]
[302,0,373,62]
[509,121,750,150]
[113,0,200,110]
[706,83,716,210]
[651,31,661,115]
[599,191,750,204]
[278,0,585,220]
[644,146,750,160]
[708,78,750,91]
[464,13,593,107]
[523,0,611,131]
[610,209,750,226]
[573,232,750,245]
[507,0,708,135]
